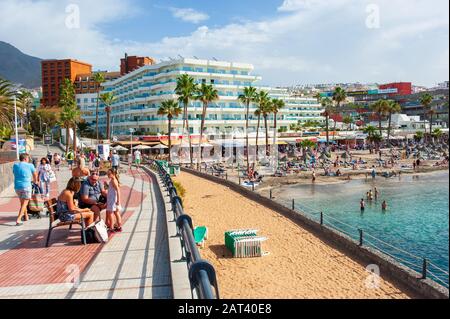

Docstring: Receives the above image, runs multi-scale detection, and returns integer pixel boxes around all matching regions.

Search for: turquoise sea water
[277,171,449,287]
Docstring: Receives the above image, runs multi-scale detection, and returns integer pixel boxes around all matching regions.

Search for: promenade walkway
[0,144,172,299]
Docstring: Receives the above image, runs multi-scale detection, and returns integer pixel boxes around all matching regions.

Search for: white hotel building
[81,58,324,137]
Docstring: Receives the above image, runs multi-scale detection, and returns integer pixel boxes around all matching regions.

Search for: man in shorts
[134,149,142,166]
[79,171,108,221]
[111,150,120,172]
[13,153,38,226]
[66,150,75,170]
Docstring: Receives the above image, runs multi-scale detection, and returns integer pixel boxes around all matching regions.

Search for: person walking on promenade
[88,151,96,170]
[105,169,122,233]
[13,153,38,226]
[57,178,94,226]
[312,170,316,183]
[134,149,142,167]
[38,157,52,198]
[47,151,53,166]
[111,150,120,172]
[128,152,133,169]
[54,153,61,171]
[66,150,75,170]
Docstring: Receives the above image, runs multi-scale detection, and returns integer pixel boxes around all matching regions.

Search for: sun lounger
[194,226,208,248]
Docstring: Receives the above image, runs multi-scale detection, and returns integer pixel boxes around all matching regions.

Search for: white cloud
[0,0,448,87]
[169,7,209,24]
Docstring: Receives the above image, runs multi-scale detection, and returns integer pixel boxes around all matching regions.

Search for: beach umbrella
[113,145,129,151]
[151,144,169,150]
[134,145,152,150]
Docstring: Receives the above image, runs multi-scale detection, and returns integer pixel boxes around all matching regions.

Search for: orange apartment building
[74,71,121,94]
[41,59,92,108]
[120,54,155,75]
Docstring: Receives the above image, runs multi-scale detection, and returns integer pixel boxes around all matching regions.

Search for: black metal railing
[150,161,220,299]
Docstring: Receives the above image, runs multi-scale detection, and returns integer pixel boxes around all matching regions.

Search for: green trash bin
[156,160,169,172]
[169,165,180,176]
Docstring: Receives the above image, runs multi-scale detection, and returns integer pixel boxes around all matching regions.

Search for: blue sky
[0,0,448,87]
[100,0,283,42]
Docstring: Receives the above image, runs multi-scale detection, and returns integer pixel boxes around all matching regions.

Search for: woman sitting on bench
[57,178,94,226]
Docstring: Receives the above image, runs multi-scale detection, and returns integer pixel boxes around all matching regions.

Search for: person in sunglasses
[78,171,108,221]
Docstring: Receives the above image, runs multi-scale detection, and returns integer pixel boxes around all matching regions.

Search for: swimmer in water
[374,187,379,199]
[360,199,365,211]
[382,201,387,211]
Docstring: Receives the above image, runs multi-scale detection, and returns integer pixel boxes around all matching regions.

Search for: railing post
[269,189,273,199]
[292,199,295,210]
[359,229,363,246]
[252,182,255,192]
[320,212,323,226]
[238,175,241,185]
[226,172,228,180]
[422,258,428,279]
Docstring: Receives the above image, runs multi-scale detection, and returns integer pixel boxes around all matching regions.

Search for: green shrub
[173,181,186,200]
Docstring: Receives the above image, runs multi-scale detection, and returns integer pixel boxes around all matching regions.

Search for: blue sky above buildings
[0,0,449,87]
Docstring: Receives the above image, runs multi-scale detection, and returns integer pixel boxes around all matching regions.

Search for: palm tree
[59,79,79,153]
[59,105,79,154]
[17,91,34,128]
[419,93,433,136]
[176,74,198,166]
[100,92,117,141]
[332,87,347,134]
[371,99,389,136]
[343,115,353,131]
[363,125,378,149]
[254,91,271,156]
[386,100,401,146]
[239,86,257,172]
[432,128,443,143]
[320,97,333,146]
[427,108,437,137]
[261,100,273,156]
[93,72,105,142]
[0,78,16,127]
[157,100,182,163]
[271,98,285,158]
[414,131,424,142]
[195,84,218,169]
[254,91,270,160]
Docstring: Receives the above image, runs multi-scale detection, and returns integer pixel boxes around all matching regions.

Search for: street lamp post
[13,95,20,160]
[129,128,135,155]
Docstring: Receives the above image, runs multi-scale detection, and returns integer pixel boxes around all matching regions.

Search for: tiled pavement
[0,145,172,299]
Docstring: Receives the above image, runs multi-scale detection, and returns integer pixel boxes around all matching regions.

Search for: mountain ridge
[0,41,42,89]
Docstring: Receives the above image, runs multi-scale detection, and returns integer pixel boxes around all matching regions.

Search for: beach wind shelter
[225,229,268,258]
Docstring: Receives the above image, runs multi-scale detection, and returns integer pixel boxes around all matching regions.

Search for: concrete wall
[0,162,15,195]
[182,167,449,299]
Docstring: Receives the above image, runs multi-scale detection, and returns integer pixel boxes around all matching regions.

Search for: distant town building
[86,58,324,137]
[40,59,92,108]
[120,54,156,75]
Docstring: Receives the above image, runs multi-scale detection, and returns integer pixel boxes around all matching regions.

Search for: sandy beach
[174,171,415,299]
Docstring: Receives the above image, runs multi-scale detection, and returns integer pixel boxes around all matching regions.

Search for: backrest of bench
[45,198,58,223]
